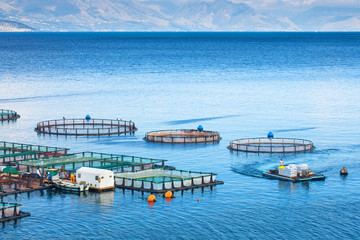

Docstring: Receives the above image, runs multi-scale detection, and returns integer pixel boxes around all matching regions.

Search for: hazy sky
[180,0,360,10]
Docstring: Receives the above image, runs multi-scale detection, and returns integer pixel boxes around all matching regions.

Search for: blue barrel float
[85,115,91,120]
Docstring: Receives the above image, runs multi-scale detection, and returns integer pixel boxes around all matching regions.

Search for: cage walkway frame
[35,118,137,136]
[0,109,20,121]
[228,137,314,153]
[17,152,166,173]
[115,168,223,193]
[0,202,30,222]
[145,129,221,144]
[0,141,69,163]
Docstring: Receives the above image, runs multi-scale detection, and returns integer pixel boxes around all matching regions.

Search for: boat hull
[262,172,325,182]
[54,180,89,192]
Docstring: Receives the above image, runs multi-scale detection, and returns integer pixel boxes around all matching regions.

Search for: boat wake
[230,163,264,178]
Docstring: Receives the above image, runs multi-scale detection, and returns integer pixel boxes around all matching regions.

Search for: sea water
[0,32,360,239]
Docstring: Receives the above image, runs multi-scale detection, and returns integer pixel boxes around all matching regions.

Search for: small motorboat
[54,180,89,192]
[340,167,348,175]
[262,164,325,182]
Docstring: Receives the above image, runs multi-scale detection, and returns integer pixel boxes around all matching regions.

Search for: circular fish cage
[145,129,221,144]
[229,137,314,153]
[0,109,20,121]
[35,118,137,136]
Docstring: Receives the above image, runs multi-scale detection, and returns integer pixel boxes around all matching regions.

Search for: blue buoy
[267,132,274,138]
[197,125,203,132]
[85,115,91,120]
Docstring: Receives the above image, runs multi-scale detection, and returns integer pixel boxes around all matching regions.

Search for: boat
[262,164,325,182]
[54,179,89,192]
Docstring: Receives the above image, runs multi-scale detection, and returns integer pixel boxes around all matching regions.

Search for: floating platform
[0,141,69,163]
[145,129,221,144]
[115,168,223,193]
[0,109,20,121]
[35,118,137,136]
[18,151,167,173]
[262,171,325,182]
[0,202,30,223]
[0,174,52,196]
[0,184,52,196]
[229,137,314,153]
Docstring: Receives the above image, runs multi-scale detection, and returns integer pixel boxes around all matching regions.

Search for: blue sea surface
[0,32,360,239]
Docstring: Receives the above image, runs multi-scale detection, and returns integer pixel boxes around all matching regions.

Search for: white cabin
[76,167,114,191]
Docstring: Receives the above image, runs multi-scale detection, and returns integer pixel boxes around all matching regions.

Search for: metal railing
[1,202,22,219]
[229,137,314,153]
[145,129,221,143]
[0,109,20,121]
[35,118,137,136]
[115,168,218,192]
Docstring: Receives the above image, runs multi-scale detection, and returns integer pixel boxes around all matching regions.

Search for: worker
[47,172,53,184]
[279,159,284,166]
[340,167,348,175]
[70,174,75,183]
[36,167,41,177]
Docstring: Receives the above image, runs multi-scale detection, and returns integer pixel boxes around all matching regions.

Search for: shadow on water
[164,114,240,125]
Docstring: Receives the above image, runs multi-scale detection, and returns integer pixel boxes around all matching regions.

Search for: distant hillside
[0,0,359,31]
[0,0,298,31]
[0,20,34,32]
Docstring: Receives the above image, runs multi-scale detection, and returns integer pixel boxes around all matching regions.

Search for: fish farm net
[229,137,314,153]
[145,129,221,143]
[18,152,166,173]
[35,118,137,136]
[115,168,222,193]
[0,141,69,163]
[0,109,20,121]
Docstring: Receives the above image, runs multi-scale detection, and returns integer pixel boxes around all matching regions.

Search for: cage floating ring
[35,118,137,136]
[145,129,221,143]
[115,168,223,193]
[0,109,20,121]
[229,137,314,153]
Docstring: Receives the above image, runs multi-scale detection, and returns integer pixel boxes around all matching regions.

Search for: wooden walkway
[0,184,53,196]
[115,180,224,193]
[0,211,30,223]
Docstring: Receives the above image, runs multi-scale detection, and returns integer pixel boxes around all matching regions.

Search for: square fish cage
[114,168,221,193]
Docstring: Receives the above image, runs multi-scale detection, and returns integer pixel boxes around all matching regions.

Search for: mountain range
[0,0,359,31]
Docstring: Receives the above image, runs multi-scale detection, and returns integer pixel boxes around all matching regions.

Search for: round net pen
[229,137,314,153]
[35,118,137,136]
[145,129,221,143]
[0,109,20,121]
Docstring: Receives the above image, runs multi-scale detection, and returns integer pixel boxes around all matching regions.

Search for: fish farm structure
[0,173,50,196]
[0,141,69,163]
[0,109,20,121]
[35,118,137,136]
[145,129,221,143]
[17,152,166,174]
[115,168,223,193]
[0,202,30,223]
[229,137,314,153]
[0,139,223,196]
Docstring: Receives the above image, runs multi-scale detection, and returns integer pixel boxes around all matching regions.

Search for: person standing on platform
[280,159,284,166]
